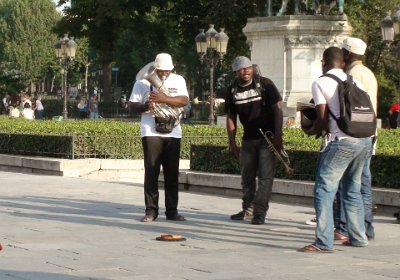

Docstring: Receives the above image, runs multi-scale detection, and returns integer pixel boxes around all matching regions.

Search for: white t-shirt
[312,68,364,139]
[129,72,188,138]
[35,99,44,111]
[22,108,35,120]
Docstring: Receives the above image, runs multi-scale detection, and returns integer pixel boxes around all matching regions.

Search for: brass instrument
[259,129,295,174]
[137,63,183,126]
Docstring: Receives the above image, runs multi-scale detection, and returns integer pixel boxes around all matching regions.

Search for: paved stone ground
[0,171,399,280]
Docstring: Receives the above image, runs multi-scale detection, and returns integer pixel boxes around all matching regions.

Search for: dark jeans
[79,110,88,119]
[142,136,181,218]
[35,110,44,119]
[240,138,276,217]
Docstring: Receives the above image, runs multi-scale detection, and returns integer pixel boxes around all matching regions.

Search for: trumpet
[259,129,295,174]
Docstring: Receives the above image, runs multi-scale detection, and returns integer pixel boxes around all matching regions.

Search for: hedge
[0,116,398,188]
[190,145,399,189]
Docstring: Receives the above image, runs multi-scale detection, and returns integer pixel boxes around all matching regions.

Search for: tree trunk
[102,62,112,102]
[85,63,90,98]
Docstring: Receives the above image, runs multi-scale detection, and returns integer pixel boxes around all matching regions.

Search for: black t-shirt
[225,76,282,140]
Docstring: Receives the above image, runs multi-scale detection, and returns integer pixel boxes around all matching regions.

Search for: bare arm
[271,101,283,151]
[227,112,240,160]
[129,101,151,114]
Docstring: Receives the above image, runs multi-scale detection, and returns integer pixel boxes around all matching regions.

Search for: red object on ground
[0,243,2,251]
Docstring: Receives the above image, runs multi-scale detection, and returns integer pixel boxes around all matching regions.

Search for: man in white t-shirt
[300,47,372,252]
[129,53,189,223]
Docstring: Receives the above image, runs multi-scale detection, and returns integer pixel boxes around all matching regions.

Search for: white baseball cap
[154,53,174,71]
[340,37,367,55]
[232,56,252,72]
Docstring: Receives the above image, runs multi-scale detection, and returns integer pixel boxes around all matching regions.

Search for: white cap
[153,53,174,71]
[340,37,367,55]
[232,56,252,72]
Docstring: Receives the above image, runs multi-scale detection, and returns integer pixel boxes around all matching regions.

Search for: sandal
[299,244,334,253]
[334,231,349,241]
[141,214,156,222]
[342,240,367,247]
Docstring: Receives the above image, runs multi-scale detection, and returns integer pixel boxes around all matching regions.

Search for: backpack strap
[322,73,346,121]
[253,74,267,106]
[227,75,266,106]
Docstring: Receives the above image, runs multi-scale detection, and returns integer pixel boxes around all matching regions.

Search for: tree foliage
[55,0,162,101]
[0,0,60,94]
[0,0,398,115]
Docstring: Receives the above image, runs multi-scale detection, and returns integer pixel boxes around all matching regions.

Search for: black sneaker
[230,210,253,220]
[231,210,245,220]
[251,214,265,225]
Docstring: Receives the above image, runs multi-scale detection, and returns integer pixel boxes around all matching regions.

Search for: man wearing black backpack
[300,47,372,252]
[225,56,283,225]
[334,37,378,242]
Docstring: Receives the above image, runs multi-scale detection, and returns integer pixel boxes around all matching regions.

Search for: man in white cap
[334,37,378,241]
[225,56,283,225]
[129,53,189,222]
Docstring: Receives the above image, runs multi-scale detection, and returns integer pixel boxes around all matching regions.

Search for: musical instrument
[259,129,295,174]
[137,63,183,126]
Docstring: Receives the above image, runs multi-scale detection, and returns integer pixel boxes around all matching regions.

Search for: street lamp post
[381,9,400,90]
[54,34,77,119]
[195,24,229,125]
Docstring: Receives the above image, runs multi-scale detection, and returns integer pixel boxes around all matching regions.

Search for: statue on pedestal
[266,0,345,16]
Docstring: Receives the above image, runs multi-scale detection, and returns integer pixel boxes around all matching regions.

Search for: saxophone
[141,65,183,126]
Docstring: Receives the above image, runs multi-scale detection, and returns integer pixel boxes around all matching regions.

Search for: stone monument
[243,15,352,117]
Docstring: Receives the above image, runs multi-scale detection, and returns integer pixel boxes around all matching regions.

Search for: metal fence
[0,133,227,160]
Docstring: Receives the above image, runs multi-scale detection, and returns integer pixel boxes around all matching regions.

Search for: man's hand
[144,100,153,112]
[149,91,168,104]
[229,142,240,160]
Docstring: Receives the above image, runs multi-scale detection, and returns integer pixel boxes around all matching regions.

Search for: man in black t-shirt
[225,56,283,225]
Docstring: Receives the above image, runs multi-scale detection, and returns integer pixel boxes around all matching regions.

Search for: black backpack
[324,73,376,138]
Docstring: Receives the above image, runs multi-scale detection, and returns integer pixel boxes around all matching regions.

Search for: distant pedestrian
[34,95,45,119]
[1,94,10,115]
[388,98,399,129]
[77,97,88,119]
[21,93,32,109]
[88,94,99,119]
[9,103,20,118]
[22,103,35,120]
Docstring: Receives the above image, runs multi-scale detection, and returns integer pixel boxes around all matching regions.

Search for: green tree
[56,0,162,102]
[0,0,60,95]
[113,0,266,99]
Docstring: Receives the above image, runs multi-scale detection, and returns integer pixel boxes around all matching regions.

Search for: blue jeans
[313,137,371,250]
[335,145,375,239]
[90,112,99,119]
[240,138,277,217]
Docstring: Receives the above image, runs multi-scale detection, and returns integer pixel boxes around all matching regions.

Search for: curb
[0,154,398,214]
